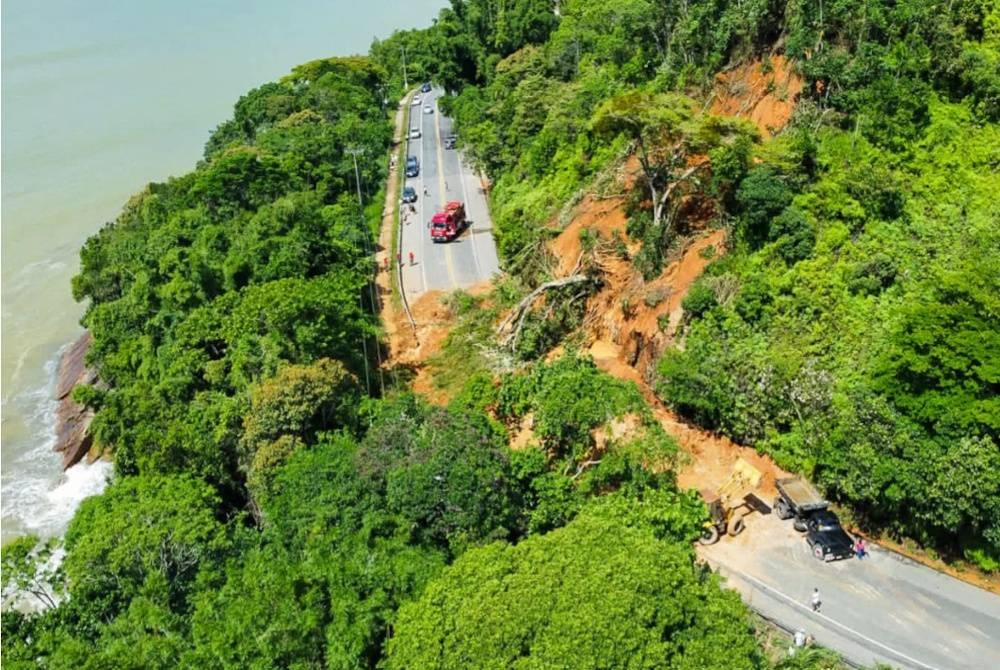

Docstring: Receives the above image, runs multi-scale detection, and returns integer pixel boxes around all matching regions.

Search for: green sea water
[1,0,444,542]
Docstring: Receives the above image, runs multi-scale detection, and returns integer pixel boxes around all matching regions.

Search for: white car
[423,105,433,114]
[409,127,421,139]
[411,95,421,106]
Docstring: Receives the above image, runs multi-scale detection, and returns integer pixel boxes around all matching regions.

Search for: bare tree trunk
[497,275,591,349]
[653,161,706,234]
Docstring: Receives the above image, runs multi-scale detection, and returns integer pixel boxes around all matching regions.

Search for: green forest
[3,0,998,667]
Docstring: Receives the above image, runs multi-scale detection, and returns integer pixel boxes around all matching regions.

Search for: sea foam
[1,346,111,543]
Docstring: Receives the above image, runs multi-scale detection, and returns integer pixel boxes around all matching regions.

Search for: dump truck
[699,458,768,545]
[430,200,467,242]
[775,476,857,560]
[774,476,829,531]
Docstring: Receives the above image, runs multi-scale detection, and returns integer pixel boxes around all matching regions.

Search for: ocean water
[1,0,445,543]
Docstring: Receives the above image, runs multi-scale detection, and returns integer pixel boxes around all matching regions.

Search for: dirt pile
[392,290,458,405]
[711,54,804,137]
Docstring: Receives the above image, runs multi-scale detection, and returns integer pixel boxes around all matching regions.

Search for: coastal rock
[53,331,98,470]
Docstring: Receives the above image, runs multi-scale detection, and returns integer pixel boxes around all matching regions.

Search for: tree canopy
[5,0,999,667]
[387,492,758,670]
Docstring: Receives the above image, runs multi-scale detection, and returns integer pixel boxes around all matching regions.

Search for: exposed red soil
[711,54,804,137]
[376,69,999,592]
[403,291,461,406]
[508,413,537,451]
[382,281,495,407]
[544,182,789,498]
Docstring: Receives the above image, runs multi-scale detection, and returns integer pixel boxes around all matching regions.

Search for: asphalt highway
[398,88,500,299]
[699,513,1000,670]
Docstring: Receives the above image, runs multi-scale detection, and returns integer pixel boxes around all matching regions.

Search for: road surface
[398,88,500,300]
[699,512,1000,669]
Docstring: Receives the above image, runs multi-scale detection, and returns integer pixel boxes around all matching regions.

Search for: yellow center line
[433,94,458,290]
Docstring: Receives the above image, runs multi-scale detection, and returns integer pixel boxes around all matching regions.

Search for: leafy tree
[735,165,793,248]
[682,281,719,320]
[187,546,329,670]
[769,206,815,264]
[244,436,447,668]
[386,492,754,670]
[592,91,757,266]
[1,536,62,610]
[357,396,519,553]
[62,475,230,627]
[241,358,361,466]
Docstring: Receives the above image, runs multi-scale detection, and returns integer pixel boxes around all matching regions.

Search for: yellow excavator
[698,457,765,545]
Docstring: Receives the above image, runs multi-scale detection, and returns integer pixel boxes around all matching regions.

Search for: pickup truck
[775,476,855,562]
[805,510,855,561]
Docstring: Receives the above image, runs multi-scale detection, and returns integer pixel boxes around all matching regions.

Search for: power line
[348,147,386,397]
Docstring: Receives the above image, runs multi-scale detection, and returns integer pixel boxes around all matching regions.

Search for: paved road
[398,88,500,300]
[699,513,1000,669]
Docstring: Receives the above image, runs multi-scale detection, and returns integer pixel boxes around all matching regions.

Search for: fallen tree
[496,274,592,350]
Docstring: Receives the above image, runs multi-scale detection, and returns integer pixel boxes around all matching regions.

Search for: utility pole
[400,44,409,90]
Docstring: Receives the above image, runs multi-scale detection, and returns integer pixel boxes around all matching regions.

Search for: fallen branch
[570,459,603,481]
[497,274,591,349]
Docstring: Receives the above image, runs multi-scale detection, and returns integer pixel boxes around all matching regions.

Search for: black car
[420,82,432,93]
[805,510,854,561]
[405,155,419,178]
[401,186,417,203]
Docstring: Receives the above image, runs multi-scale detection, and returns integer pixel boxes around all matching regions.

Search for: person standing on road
[854,538,867,560]
[810,588,821,612]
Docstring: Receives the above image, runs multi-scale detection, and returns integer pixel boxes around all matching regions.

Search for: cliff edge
[53,331,98,469]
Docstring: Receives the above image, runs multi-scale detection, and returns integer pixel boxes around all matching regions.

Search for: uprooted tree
[495,274,593,350]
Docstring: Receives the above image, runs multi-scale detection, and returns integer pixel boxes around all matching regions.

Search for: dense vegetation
[4,0,997,667]
[376,0,999,568]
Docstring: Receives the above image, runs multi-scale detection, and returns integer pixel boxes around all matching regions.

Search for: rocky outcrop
[53,331,98,469]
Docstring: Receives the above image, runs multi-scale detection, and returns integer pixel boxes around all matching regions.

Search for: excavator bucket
[716,457,763,500]
[731,457,763,488]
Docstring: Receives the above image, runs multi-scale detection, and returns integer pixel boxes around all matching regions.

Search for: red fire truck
[429,201,467,242]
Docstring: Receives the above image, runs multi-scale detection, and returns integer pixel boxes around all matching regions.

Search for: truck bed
[776,476,828,513]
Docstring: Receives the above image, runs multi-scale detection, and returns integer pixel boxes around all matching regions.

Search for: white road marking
[962,622,992,640]
[709,556,943,670]
[457,155,482,280]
